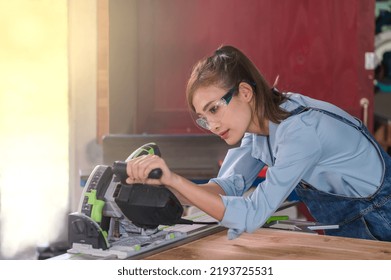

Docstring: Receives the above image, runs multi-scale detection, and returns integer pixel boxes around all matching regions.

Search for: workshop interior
[1,0,391,260]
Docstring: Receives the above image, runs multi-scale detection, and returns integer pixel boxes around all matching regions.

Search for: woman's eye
[209,105,220,114]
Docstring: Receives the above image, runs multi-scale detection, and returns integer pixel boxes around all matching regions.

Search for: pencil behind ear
[273,75,280,88]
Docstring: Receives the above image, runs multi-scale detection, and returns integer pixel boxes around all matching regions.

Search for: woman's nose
[209,120,221,132]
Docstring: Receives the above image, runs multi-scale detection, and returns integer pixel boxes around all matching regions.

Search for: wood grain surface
[144,228,391,260]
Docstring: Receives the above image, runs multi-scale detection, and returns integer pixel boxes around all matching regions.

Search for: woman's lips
[219,129,229,139]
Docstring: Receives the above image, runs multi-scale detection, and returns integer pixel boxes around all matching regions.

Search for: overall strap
[288,98,363,131]
[288,99,386,186]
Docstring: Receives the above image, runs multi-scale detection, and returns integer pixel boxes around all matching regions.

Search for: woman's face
[192,84,260,145]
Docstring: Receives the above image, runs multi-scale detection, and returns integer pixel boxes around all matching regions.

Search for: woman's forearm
[168,173,226,221]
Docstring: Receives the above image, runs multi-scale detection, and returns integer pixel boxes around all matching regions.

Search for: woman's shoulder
[281,92,359,126]
[282,92,324,109]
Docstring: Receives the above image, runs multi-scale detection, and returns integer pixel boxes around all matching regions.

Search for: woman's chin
[224,136,241,146]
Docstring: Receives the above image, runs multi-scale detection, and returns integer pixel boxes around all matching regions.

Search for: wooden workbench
[144,228,391,260]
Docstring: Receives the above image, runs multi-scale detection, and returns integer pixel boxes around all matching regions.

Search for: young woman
[125,45,391,241]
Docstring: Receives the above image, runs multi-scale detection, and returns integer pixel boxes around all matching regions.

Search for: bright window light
[0,0,69,259]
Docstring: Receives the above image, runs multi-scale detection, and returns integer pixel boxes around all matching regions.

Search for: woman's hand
[125,154,175,186]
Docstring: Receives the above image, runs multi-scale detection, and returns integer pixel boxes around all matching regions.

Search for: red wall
[135,0,375,133]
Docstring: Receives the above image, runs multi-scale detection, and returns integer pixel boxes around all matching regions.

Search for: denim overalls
[289,105,391,241]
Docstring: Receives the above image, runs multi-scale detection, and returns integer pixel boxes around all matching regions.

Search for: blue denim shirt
[210,93,383,239]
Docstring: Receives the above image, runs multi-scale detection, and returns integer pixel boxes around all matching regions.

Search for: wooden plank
[144,229,391,260]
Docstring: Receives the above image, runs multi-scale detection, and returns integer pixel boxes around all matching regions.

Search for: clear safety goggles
[195,85,237,130]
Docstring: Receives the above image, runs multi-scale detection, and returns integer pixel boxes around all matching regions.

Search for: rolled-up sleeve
[209,133,264,196]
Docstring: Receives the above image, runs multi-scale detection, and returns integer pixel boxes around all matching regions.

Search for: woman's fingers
[126,155,164,184]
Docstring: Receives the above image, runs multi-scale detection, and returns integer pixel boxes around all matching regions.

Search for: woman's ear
[238,82,254,102]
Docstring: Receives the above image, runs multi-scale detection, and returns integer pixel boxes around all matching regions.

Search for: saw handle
[112,161,163,183]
